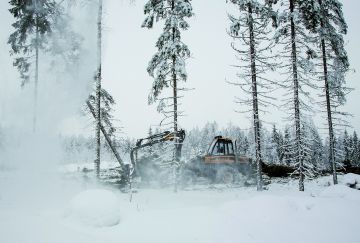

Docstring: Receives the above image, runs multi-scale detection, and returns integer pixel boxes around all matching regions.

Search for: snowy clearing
[0,173,359,243]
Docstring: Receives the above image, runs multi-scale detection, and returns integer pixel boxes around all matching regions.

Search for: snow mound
[320,184,360,201]
[65,189,121,227]
[342,173,360,189]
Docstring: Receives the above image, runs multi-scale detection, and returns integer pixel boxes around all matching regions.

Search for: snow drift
[65,189,121,227]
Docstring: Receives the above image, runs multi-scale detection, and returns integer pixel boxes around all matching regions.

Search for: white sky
[0,0,359,139]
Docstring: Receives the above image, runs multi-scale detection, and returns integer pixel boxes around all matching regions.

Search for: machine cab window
[213,141,225,155]
[208,136,235,156]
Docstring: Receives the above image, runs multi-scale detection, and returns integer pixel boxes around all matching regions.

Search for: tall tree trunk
[248,3,263,191]
[171,0,180,192]
[319,0,337,185]
[95,0,103,178]
[289,0,304,191]
[33,0,39,132]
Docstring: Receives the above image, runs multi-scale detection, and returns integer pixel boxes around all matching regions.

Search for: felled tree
[142,0,193,190]
[227,0,278,191]
[8,0,58,131]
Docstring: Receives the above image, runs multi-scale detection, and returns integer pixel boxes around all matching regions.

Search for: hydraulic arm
[130,129,186,167]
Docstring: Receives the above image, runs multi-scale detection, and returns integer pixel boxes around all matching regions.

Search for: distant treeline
[58,121,360,174]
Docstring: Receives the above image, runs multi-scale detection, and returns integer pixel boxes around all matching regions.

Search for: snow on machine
[180,135,251,185]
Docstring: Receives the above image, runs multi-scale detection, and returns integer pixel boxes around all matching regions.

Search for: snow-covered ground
[0,171,359,243]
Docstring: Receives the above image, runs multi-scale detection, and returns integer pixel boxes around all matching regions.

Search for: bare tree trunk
[172,55,179,192]
[33,0,39,133]
[321,39,337,184]
[248,3,263,191]
[171,0,181,192]
[172,54,179,159]
[289,0,304,191]
[319,0,337,184]
[95,0,103,178]
[171,0,180,192]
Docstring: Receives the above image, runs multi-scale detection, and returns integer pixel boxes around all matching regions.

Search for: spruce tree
[271,125,283,164]
[309,122,325,172]
[142,0,193,191]
[343,130,351,163]
[356,136,360,167]
[282,127,292,166]
[274,0,319,191]
[8,0,58,131]
[300,122,316,178]
[228,0,278,191]
[300,0,349,184]
[351,132,359,166]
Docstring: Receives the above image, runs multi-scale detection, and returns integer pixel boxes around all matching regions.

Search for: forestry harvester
[180,135,251,184]
[130,131,251,185]
[86,102,252,186]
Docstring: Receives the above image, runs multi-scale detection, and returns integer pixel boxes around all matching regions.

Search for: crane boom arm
[130,129,185,167]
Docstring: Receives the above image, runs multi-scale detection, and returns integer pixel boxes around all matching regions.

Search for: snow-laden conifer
[274,0,319,191]
[268,125,284,164]
[282,126,293,166]
[308,122,325,172]
[303,0,350,185]
[227,0,278,191]
[8,0,59,131]
[142,0,193,191]
[94,0,103,178]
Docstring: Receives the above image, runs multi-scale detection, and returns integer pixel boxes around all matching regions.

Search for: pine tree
[228,0,278,191]
[275,0,319,191]
[142,0,193,191]
[300,0,349,184]
[8,0,58,131]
